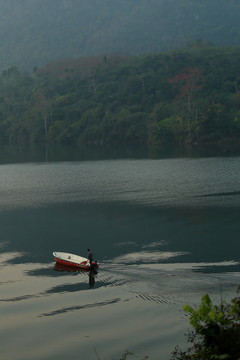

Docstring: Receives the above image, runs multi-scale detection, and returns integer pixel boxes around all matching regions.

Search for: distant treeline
[0,46,240,147]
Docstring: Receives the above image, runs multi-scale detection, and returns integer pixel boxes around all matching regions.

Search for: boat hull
[54,262,88,272]
[53,252,99,270]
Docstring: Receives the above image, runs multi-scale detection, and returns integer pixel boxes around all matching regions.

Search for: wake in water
[1,247,239,308]
[96,257,240,308]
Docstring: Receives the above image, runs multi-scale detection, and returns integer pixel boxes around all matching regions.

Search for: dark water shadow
[1,143,240,165]
[0,277,102,304]
[196,191,240,198]
[45,282,90,294]
[0,294,38,302]
[192,264,240,274]
[2,201,240,269]
[26,267,65,277]
[0,262,100,304]
[39,297,121,317]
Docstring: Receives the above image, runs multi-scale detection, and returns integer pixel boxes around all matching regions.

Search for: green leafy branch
[172,290,240,360]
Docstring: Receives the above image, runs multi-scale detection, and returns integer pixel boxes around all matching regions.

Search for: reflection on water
[0,156,240,210]
[0,155,240,360]
[53,263,98,289]
[1,242,240,360]
[112,250,189,264]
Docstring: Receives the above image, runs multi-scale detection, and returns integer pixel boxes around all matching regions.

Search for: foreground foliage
[0,46,240,147]
[171,291,240,360]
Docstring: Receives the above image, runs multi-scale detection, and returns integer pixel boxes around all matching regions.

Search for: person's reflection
[88,269,98,288]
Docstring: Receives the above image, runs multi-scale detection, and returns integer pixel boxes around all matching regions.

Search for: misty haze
[0,1,240,360]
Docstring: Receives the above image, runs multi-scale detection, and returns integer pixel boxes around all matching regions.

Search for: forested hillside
[0,0,240,70]
[0,46,240,147]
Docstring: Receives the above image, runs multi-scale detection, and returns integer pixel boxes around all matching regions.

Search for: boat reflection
[53,263,98,288]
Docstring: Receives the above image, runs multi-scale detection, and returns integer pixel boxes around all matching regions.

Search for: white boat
[53,251,99,270]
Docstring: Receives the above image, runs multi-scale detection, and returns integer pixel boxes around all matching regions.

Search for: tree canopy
[0,46,240,148]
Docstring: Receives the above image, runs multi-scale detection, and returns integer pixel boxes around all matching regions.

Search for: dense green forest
[0,0,240,70]
[0,46,240,147]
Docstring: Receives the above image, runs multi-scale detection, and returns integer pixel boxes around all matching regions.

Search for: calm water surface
[0,146,240,360]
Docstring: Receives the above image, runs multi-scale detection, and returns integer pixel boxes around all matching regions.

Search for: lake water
[0,145,240,360]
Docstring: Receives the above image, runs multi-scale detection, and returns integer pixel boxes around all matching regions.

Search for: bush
[171,290,240,360]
